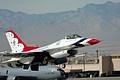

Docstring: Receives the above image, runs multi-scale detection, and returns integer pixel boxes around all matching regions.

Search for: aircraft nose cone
[87,39,101,45]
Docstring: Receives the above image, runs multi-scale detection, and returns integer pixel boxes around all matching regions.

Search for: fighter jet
[2,30,101,67]
[0,64,65,80]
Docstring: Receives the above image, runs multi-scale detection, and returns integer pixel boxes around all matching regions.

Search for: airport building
[63,53,120,77]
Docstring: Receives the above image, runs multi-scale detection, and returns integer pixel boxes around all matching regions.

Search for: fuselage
[29,35,100,58]
[0,65,64,80]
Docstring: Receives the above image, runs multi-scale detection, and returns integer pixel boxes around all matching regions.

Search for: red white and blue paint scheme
[2,30,101,67]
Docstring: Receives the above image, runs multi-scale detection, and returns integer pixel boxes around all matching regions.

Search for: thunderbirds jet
[2,30,101,67]
[0,64,65,80]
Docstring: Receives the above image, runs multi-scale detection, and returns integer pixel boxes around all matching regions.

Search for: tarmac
[67,77,120,80]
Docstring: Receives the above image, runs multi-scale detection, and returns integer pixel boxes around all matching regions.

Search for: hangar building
[63,53,120,77]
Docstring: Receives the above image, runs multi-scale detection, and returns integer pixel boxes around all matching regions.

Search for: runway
[67,77,120,80]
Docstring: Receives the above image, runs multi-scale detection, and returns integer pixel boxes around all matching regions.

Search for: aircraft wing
[2,50,44,57]
[1,57,34,68]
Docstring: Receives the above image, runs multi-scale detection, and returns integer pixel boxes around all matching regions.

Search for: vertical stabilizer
[5,30,39,53]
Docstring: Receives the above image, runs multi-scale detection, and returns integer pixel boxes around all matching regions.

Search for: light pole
[96,50,99,63]
[83,53,86,72]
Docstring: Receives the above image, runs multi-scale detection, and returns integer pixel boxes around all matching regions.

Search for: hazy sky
[0,0,120,14]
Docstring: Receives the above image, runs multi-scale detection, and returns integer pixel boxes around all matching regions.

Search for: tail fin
[5,30,39,53]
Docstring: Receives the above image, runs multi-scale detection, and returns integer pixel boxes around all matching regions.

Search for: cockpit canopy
[65,34,82,39]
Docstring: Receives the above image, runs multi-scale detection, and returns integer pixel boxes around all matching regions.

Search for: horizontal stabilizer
[2,58,21,63]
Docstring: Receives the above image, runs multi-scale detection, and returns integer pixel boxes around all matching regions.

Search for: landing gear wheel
[62,64,66,68]
[41,56,48,65]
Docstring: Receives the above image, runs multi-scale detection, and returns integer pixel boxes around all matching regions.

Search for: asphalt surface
[67,77,120,80]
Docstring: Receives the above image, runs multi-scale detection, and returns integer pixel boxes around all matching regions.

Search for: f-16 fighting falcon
[2,30,101,67]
